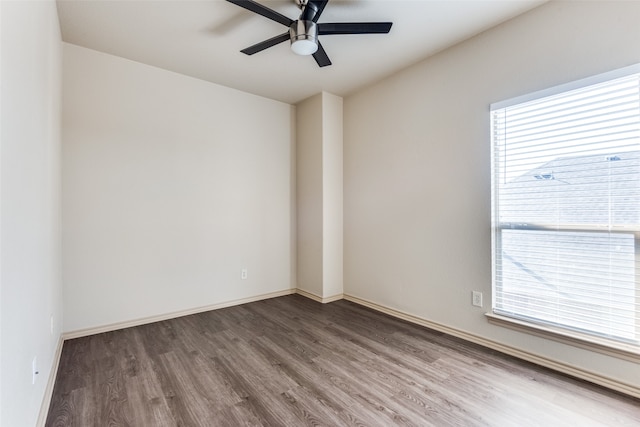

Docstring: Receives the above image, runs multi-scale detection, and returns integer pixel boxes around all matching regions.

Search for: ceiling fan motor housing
[289,20,318,55]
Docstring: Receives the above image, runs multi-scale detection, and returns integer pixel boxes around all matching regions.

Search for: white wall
[344,1,640,390]
[0,1,63,426]
[321,93,343,299]
[62,44,295,333]
[296,94,324,297]
[296,92,343,300]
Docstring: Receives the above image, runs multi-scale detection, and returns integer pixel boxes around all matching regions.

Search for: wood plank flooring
[46,295,640,426]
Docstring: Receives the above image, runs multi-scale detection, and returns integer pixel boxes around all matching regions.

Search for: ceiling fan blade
[301,0,324,21]
[241,32,290,55]
[318,22,393,35]
[312,0,329,22]
[312,41,332,67]
[226,0,293,27]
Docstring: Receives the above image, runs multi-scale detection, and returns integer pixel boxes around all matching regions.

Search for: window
[490,65,640,354]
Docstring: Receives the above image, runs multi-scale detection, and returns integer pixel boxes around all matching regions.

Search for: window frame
[489,64,640,360]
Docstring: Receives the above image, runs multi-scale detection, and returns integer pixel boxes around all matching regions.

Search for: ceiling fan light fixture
[291,39,318,56]
[289,20,318,56]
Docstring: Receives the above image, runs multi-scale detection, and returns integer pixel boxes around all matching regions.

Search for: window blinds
[491,66,640,345]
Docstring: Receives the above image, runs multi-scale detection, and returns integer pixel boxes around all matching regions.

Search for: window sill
[485,312,640,363]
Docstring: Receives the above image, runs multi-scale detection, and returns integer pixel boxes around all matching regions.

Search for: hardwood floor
[46,295,640,426]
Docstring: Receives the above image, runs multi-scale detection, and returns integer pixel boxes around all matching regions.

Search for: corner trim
[63,289,296,340]
[296,289,343,303]
[36,334,64,427]
[343,293,640,400]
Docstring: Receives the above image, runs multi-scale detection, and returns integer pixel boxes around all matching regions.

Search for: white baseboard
[343,293,640,400]
[36,334,64,427]
[296,289,343,303]
[63,289,296,340]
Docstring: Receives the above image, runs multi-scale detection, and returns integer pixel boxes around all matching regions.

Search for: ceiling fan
[226,0,393,67]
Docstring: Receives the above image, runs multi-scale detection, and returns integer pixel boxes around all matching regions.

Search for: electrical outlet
[241,268,248,280]
[32,357,39,385]
[472,291,483,307]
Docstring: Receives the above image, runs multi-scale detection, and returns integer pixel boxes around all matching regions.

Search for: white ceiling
[57,0,545,104]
